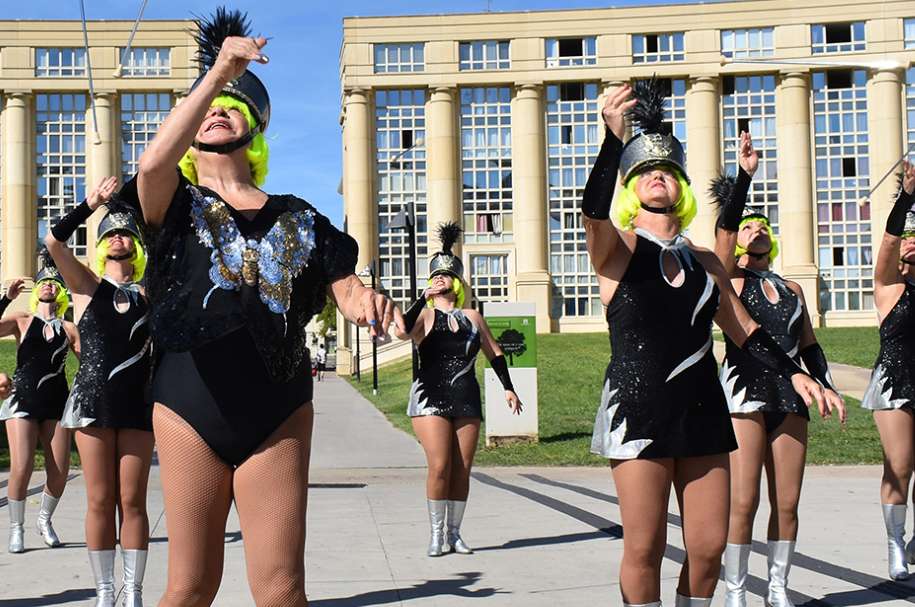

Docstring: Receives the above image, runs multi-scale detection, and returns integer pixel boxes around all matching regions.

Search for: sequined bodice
[14,317,68,391]
[879,282,915,358]
[417,309,481,390]
[725,270,802,357]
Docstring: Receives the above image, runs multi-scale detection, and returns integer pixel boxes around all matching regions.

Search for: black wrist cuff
[582,129,623,220]
[719,168,752,232]
[800,343,837,392]
[0,295,11,317]
[491,355,515,392]
[50,201,93,242]
[742,328,806,380]
[886,187,915,237]
[402,295,425,333]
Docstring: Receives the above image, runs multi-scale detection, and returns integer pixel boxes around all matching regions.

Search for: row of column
[341,67,906,330]
[1,90,119,283]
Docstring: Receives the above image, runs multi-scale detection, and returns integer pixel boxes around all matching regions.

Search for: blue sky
[5,0,707,225]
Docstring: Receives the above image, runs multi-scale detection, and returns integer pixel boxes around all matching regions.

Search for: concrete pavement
[0,373,910,606]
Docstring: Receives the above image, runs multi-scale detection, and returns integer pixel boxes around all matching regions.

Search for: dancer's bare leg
[412,416,454,499]
[75,428,118,549]
[765,415,807,541]
[234,403,313,607]
[117,428,154,550]
[39,421,71,498]
[447,418,480,501]
[5,419,38,501]
[728,414,767,544]
[875,409,915,505]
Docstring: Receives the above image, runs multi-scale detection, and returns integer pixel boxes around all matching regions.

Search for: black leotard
[590,230,737,459]
[863,281,915,410]
[0,317,69,422]
[62,278,152,430]
[720,269,810,425]
[407,308,482,419]
[120,175,357,466]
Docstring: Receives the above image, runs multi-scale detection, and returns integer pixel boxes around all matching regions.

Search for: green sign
[484,315,537,368]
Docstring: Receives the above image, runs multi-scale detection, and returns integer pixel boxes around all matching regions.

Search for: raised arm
[875,161,915,296]
[582,85,636,272]
[713,132,757,277]
[44,177,115,297]
[329,274,394,339]
[137,36,268,227]
[0,277,25,318]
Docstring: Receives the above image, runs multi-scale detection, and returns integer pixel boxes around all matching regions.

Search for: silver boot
[724,543,750,607]
[907,535,915,565]
[675,595,712,607]
[7,498,24,554]
[36,492,62,547]
[446,500,473,554]
[426,499,449,557]
[121,549,147,607]
[883,503,910,580]
[766,540,796,607]
[88,549,116,607]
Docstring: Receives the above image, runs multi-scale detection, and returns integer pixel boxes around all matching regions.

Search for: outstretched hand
[820,388,847,425]
[601,84,637,142]
[738,131,759,177]
[5,278,26,301]
[791,373,826,415]
[212,36,269,83]
[87,176,119,211]
[506,390,523,415]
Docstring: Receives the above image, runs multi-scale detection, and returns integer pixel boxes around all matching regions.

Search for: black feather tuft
[629,77,671,136]
[436,222,462,255]
[193,7,252,68]
[36,246,56,271]
[708,173,737,216]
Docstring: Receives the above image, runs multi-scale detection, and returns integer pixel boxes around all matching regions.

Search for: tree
[316,296,336,338]
[497,328,527,365]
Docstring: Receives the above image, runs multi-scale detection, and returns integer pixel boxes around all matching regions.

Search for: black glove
[742,328,806,380]
[886,185,915,237]
[491,355,515,392]
[401,294,425,333]
[582,128,623,220]
[50,200,93,242]
[800,343,837,392]
[718,167,753,232]
[0,295,11,317]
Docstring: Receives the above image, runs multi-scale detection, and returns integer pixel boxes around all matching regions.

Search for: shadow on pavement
[310,572,504,606]
[0,589,94,606]
[474,528,619,552]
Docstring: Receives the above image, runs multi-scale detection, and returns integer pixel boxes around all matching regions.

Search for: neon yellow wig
[96,235,147,282]
[425,275,466,308]
[734,217,780,263]
[178,94,269,187]
[613,169,697,231]
[30,279,69,318]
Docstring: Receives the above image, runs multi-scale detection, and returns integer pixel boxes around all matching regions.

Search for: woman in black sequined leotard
[45,175,154,606]
[583,81,825,607]
[126,14,394,605]
[396,229,522,557]
[712,132,845,607]
[866,161,915,582]
[0,272,79,554]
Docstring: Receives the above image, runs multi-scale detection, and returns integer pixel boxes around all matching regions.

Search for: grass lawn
[349,331,883,467]
[713,326,880,369]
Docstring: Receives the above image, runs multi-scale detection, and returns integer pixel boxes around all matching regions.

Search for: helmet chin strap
[192,125,260,155]
[746,249,771,260]
[639,202,677,215]
[107,252,133,262]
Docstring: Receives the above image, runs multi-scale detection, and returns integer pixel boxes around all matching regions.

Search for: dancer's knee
[249,568,307,607]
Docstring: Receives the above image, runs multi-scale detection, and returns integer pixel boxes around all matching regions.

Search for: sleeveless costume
[62,278,152,430]
[862,281,915,411]
[720,269,811,431]
[122,175,357,466]
[590,230,737,460]
[407,308,482,419]
[0,317,70,421]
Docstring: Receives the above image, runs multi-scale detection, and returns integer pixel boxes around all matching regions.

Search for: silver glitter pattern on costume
[0,316,70,422]
[862,282,915,410]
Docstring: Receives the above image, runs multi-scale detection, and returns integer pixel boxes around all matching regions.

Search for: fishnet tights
[154,403,312,607]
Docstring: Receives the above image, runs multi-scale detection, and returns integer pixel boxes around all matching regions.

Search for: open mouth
[205,120,232,133]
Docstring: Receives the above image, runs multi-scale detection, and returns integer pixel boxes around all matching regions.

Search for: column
[776,71,820,324]
[343,87,376,273]
[426,86,461,255]
[511,83,551,332]
[2,92,35,281]
[868,68,905,265]
[86,92,117,261]
[685,76,721,249]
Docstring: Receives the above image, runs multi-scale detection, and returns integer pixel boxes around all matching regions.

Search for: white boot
[7,498,24,553]
[121,549,147,607]
[426,499,449,557]
[446,500,473,554]
[675,594,712,607]
[883,504,910,580]
[88,549,116,607]
[766,540,796,607]
[724,543,750,607]
[36,492,62,547]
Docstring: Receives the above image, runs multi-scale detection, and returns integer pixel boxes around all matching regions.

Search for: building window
[36,94,88,257]
[722,75,779,230]
[375,89,428,306]
[460,87,512,245]
[545,37,597,68]
[35,48,86,77]
[119,47,170,77]
[632,32,684,63]
[459,40,509,71]
[811,22,865,54]
[907,68,915,159]
[546,82,602,318]
[373,43,424,73]
[470,254,509,304]
[906,18,915,49]
[632,78,687,154]
[721,27,774,58]
[812,69,872,312]
[120,93,172,178]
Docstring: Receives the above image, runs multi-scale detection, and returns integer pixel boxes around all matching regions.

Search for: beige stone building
[0,19,196,309]
[338,0,915,357]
